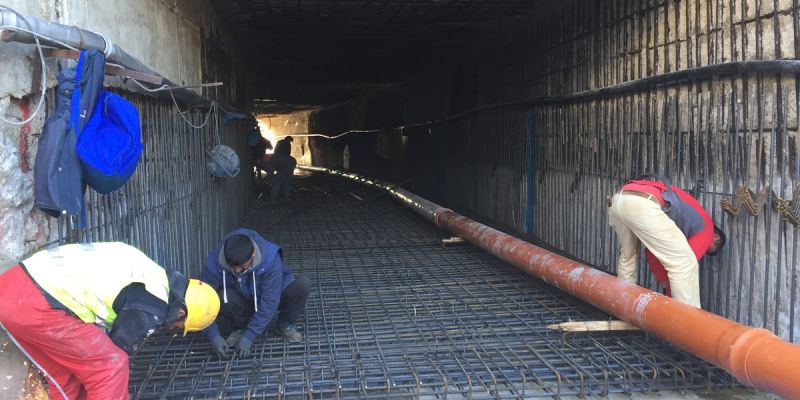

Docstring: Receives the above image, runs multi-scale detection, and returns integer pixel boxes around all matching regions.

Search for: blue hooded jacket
[201,228,295,341]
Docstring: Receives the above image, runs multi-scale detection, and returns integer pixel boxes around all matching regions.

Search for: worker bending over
[0,242,220,400]
[642,184,726,298]
[607,176,726,307]
[203,228,311,359]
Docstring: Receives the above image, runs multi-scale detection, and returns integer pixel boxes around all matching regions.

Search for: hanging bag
[76,91,142,194]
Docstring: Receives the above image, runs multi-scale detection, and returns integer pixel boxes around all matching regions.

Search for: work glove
[236,336,253,358]
[211,336,230,359]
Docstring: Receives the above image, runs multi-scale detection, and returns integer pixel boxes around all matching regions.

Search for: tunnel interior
[129,0,797,397]
[1,0,799,398]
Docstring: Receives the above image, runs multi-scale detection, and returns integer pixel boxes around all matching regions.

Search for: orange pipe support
[302,166,800,398]
[434,210,800,399]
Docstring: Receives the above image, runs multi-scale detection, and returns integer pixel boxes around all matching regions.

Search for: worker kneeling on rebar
[0,242,220,400]
[202,228,311,359]
[607,175,726,308]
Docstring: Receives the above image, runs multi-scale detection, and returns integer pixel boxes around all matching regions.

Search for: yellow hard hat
[183,279,220,336]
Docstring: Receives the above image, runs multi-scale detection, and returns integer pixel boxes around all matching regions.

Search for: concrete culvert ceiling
[209,0,546,114]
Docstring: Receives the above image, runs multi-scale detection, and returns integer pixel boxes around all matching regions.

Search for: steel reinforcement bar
[128,174,734,398]
[301,166,800,399]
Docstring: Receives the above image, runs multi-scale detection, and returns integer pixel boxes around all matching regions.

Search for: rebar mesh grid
[129,174,736,399]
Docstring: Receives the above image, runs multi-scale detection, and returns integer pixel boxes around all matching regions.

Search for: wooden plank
[546,320,640,332]
[31,50,42,94]
[441,236,465,246]
[42,48,163,85]
[42,48,79,59]
[104,64,163,85]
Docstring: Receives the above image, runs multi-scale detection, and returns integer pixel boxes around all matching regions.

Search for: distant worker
[203,228,311,359]
[0,242,220,400]
[607,175,726,308]
[274,135,293,156]
[250,136,272,163]
[247,125,273,170]
[264,135,296,202]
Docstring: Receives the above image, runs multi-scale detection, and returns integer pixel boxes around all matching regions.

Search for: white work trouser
[607,193,701,308]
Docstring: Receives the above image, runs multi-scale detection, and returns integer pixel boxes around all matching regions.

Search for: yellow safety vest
[22,242,170,328]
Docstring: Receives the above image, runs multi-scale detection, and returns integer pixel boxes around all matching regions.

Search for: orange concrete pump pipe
[301,166,800,398]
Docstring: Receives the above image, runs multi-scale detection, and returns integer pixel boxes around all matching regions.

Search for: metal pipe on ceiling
[300,165,800,399]
[0,9,211,108]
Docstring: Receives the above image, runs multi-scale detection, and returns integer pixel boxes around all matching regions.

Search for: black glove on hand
[236,336,253,358]
[211,336,230,359]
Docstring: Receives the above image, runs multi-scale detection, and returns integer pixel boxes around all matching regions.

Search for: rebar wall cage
[306,0,800,344]
[49,91,251,278]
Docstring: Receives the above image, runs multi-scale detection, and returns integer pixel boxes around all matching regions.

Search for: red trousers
[0,265,129,400]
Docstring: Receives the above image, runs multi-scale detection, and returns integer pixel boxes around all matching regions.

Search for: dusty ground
[0,341,48,400]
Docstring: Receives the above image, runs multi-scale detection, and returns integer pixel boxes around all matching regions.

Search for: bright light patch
[257,120,277,153]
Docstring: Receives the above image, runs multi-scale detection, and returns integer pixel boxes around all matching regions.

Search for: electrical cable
[270,60,800,142]
[0,24,215,132]
[168,89,215,129]
[0,6,46,126]
[215,102,240,116]
[123,68,238,130]
[274,129,380,140]
[129,75,222,130]
[0,24,81,52]
[1,5,229,131]
[0,320,68,399]
[125,75,171,93]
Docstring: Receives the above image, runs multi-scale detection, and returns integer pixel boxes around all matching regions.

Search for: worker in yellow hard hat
[0,242,220,400]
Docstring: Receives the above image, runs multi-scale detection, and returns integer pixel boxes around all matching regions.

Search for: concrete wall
[307,0,800,342]
[0,0,246,265]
